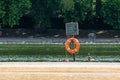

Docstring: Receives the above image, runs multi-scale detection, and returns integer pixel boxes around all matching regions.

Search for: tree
[30,0,61,29]
[0,1,5,19]
[101,0,120,29]
[61,0,94,24]
[0,0,31,27]
[30,0,95,29]
[96,0,102,16]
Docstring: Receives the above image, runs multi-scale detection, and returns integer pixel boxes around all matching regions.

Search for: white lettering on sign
[66,22,79,35]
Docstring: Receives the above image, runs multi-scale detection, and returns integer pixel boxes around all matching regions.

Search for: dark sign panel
[66,22,79,35]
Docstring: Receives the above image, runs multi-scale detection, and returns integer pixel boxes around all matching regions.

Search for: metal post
[73,54,76,62]
[72,35,76,62]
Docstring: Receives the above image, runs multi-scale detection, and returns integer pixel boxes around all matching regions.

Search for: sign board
[66,22,79,35]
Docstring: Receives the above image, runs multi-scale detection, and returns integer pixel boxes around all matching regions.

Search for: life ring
[65,37,80,54]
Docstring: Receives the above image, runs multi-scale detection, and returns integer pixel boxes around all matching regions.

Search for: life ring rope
[65,37,80,54]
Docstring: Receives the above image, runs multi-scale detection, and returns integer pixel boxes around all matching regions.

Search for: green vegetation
[0,0,31,27]
[100,0,120,29]
[0,0,120,29]
[30,0,61,28]
[61,0,94,23]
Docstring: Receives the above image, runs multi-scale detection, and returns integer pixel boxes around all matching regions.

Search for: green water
[0,43,120,62]
[0,55,120,62]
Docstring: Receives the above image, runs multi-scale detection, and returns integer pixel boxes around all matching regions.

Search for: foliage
[101,0,120,29]
[30,0,94,28]
[30,0,61,28]
[0,0,31,27]
[61,0,94,23]
[0,0,5,18]
[1,0,120,29]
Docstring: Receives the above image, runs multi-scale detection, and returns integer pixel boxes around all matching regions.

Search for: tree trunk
[96,0,102,16]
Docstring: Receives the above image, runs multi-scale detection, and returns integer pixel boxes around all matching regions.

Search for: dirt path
[0,62,120,80]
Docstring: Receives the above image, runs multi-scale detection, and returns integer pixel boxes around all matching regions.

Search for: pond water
[0,55,120,62]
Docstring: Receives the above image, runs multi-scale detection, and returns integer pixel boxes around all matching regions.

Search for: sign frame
[66,22,79,36]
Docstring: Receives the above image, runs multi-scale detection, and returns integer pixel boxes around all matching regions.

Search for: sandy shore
[0,62,120,80]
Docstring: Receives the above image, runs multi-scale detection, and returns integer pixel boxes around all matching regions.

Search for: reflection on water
[0,55,120,62]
